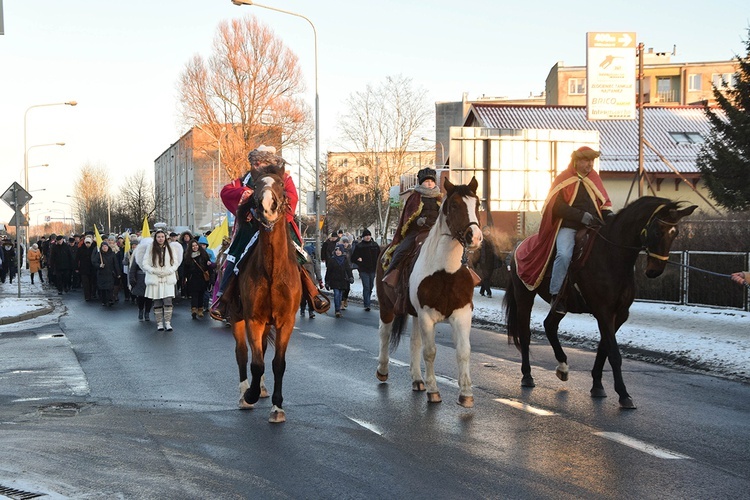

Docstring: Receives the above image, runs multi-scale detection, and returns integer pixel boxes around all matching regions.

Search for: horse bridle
[252,175,289,232]
[442,193,480,248]
[597,204,675,260]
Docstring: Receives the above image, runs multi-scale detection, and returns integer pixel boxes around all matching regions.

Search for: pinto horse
[228,164,302,423]
[376,177,483,407]
[504,196,697,408]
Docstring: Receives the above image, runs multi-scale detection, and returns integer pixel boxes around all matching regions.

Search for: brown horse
[376,177,483,407]
[504,196,697,408]
[228,164,302,423]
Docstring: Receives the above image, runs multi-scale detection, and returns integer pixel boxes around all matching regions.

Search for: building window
[355,175,369,185]
[669,132,704,145]
[568,78,586,95]
[712,73,737,89]
[687,74,701,91]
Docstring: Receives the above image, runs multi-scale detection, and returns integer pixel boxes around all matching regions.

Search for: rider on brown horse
[210,145,327,320]
[514,146,614,314]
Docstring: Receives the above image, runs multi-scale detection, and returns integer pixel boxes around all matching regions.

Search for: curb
[0,302,55,326]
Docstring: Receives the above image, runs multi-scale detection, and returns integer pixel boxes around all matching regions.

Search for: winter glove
[416,216,427,227]
[580,212,595,226]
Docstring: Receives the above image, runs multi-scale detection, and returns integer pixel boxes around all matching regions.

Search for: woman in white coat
[140,229,183,331]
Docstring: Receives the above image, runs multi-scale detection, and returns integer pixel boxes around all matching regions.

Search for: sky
[3,271,748,382]
[1,0,748,227]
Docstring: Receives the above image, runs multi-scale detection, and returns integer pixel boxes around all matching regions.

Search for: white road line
[298,332,325,339]
[348,417,384,436]
[436,374,459,388]
[333,343,365,352]
[382,358,408,368]
[594,432,691,459]
[494,398,557,416]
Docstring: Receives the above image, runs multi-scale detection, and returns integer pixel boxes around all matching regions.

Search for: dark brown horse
[376,177,483,407]
[504,196,697,408]
[228,164,302,423]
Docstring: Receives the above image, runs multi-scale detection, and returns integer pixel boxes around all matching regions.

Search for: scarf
[414,185,441,198]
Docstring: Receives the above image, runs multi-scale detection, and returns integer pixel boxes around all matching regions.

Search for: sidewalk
[0,272,55,325]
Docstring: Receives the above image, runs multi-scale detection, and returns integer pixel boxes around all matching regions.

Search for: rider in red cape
[514,146,613,304]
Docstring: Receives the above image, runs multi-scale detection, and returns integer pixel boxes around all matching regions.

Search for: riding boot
[154,306,164,331]
[164,305,173,331]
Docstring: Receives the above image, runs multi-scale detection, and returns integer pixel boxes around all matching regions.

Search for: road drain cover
[38,402,83,417]
[0,483,44,499]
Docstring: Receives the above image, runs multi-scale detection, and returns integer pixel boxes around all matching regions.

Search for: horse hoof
[590,387,607,398]
[556,369,569,382]
[238,398,254,410]
[458,395,474,408]
[376,370,388,382]
[427,392,442,403]
[619,397,637,409]
[412,381,426,392]
[521,376,535,388]
[260,387,270,399]
[268,405,286,423]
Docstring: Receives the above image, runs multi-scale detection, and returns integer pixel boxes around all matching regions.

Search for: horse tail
[503,263,521,350]
[390,313,408,352]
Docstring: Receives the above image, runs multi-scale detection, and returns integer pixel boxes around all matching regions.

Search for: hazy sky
[1,0,748,225]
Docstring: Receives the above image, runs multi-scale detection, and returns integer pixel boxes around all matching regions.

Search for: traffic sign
[1,182,32,210]
[7,211,29,227]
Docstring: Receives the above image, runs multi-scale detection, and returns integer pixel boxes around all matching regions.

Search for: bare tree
[72,163,110,234]
[335,75,433,241]
[112,169,156,232]
[178,16,313,181]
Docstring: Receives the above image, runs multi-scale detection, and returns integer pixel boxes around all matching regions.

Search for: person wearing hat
[351,229,380,311]
[382,167,442,287]
[197,235,215,263]
[76,235,97,301]
[129,238,153,321]
[0,237,17,284]
[325,244,354,318]
[210,145,328,320]
[27,243,44,285]
[92,240,120,306]
[51,235,75,295]
[514,146,614,315]
[320,232,340,267]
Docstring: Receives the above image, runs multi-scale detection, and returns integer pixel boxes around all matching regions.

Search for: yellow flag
[141,215,151,238]
[94,225,102,247]
[206,217,229,251]
[124,231,131,253]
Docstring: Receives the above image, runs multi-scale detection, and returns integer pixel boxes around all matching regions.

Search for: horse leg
[449,308,474,408]
[516,291,536,388]
[268,321,293,424]
[597,318,636,409]
[418,315,441,403]
[542,311,570,382]
[260,334,270,398]
[244,321,266,408]
[376,319,392,382]
[232,320,254,410]
[410,316,426,392]
[590,339,608,398]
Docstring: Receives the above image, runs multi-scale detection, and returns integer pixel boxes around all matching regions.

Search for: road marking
[494,398,557,416]
[348,417,384,436]
[298,332,324,339]
[333,343,364,352]
[436,374,459,388]
[384,358,409,368]
[593,432,691,459]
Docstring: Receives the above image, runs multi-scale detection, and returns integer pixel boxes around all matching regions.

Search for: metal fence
[489,251,750,311]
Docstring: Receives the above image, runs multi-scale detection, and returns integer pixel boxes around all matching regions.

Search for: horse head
[639,199,698,278]
[442,176,483,250]
[252,165,288,229]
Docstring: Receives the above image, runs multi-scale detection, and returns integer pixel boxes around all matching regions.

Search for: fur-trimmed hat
[417,167,437,185]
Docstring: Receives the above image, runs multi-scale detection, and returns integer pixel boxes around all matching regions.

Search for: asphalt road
[0,292,749,499]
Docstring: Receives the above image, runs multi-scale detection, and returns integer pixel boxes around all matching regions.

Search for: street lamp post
[421,137,446,166]
[231,0,321,261]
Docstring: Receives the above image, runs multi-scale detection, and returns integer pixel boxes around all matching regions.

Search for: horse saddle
[571,226,601,272]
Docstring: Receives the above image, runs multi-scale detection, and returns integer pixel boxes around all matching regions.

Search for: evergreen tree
[697,29,750,210]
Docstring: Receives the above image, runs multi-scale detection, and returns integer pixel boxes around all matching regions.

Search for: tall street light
[231,0,322,260]
[421,137,446,166]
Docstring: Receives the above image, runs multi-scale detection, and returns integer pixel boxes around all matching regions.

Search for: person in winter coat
[141,229,183,331]
[350,229,380,311]
[478,227,499,298]
[1,237,18,284]
[51,235,75,295]
[325,244,354,318]
[129,239,153,321]
[76,235,97,301]
[92,241,120,306]
[27,243,44,285]
[183,239,211,319]
[300,242,324,318]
